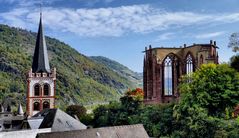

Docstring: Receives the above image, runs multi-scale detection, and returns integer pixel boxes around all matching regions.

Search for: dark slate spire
[32,13,51,73]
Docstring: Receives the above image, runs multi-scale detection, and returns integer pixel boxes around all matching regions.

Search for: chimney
[183,44,186,48]
[149,45,152,49]
[214,41,216,46]
[210,40,213,45]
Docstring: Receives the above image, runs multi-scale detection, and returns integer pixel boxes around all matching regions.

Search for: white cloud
[157,33,175,40]
[0,4,239,37]
[195,31,225,39]
[0,0,60,7]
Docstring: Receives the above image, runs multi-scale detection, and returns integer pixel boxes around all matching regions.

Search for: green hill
[0,24,139,109]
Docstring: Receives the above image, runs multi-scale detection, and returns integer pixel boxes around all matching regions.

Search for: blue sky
[0,0,238,72]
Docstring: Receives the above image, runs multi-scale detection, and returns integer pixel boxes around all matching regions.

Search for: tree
[230,54,239,72]
[228,33,239,52]
[66,105,87,120]
[92,88,144,127]
[173,64,239,137]
[92,102,121,127]
[92,88,177,137]
[179,64,239,116]
[138,104,174,137]
[120,88,144,114]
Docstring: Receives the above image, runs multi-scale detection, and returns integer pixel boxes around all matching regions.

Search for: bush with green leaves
[173,63,239,137]
[92,64,239,137]
[230,54,239,72]
[66,105,87,120]
[92,88,175,137]
[177,63,239,117]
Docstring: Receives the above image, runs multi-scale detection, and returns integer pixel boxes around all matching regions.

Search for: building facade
[26,14,56,116]
[143,40,218,104]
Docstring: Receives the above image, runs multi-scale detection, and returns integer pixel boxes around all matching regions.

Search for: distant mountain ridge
[0,24,141,109]
[90,56,143,88]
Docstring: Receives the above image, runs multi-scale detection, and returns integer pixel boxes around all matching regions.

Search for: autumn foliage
[125,88,144,100]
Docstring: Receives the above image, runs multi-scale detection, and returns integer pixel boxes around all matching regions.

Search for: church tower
[27,13,56,116]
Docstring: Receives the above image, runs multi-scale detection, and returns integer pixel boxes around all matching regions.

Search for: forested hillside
[0,24,140,109]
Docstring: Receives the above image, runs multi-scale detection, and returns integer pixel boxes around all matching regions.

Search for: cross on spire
[40,0,43,17]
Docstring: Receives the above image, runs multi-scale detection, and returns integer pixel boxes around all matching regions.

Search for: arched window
[33,102,40,111]
[164,56,173,96]
[34,84,40,96]
[200,55,204,65]
[43,84,49,96]
[43,101,50,109]
[186,54,194,74]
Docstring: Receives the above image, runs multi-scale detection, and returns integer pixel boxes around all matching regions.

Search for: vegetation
[66,105,87,119]
[176,64,239,117]
[0,24,141,109]
[230,54,239,72]
[228,33,239,52]
[90,64,239,137]
[91,88,175,137]
[228,33,239,72]
[173,64,239,137]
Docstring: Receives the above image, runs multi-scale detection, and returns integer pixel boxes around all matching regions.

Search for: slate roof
[32,14,51,73]
[36,124,149,138]
[0,116,25,121]
[31,108,87,131]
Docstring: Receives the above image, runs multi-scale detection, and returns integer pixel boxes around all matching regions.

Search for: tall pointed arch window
[34,84,40,96]
[186,54,194,74]
[43,84,49,96]
[164,56,173,96]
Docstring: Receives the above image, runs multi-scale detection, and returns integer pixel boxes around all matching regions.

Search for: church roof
[36,124,149,138]
[32,14,51,73]
[31,108,87,131]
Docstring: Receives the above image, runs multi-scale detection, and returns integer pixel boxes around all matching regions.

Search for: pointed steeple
[17,103,24,116]
[32,13,51,73]
[0,104,4,113]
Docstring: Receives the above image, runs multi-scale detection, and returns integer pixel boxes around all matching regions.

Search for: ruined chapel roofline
[142,40,219,53]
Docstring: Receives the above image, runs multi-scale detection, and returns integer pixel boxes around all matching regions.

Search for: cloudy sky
[0,0,238,72]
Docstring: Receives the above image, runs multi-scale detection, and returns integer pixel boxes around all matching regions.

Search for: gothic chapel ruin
[143,40,219,104]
